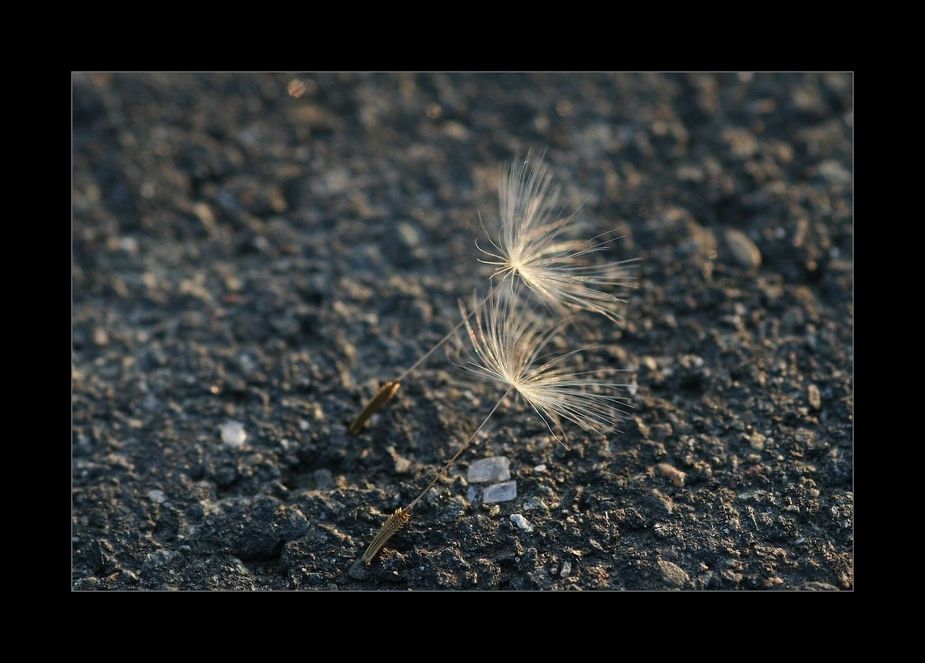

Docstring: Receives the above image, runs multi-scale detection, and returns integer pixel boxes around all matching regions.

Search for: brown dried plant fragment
[348,380,401,435]
[361,507,412,566]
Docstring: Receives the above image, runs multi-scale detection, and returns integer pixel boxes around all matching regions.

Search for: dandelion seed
[359,287,632,563]
[458,287,632,443]
[477,152,637,322]
[349,152,635,435]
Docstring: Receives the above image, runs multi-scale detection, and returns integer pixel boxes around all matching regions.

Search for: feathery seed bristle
[477,153,637,322]
[458,288,632,442]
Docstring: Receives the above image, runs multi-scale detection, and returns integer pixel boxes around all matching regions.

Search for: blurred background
[73,73,852,590]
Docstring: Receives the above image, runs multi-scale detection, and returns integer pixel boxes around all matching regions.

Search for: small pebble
[468,457,511,484]
[118,237,139,254]
[510,513,534,533]
[816,159,851,185]
[656,463,686,488]
[533,464,547,473]
[807,384,822,410]
[482,480,517,504]
[120,569,140,584]
[287,79,307,98]
[388,449,412,474]
[560,560,572,578]
[747,432,766,451]
[725,229,762,270]
[146,489,166,504]
[93,327,109,346]
[145,549,177,569]
[397,222,421,250]
[192,202,215,229]
[220,420,247,447]
[237,353,257,375]
[658,560,691,588]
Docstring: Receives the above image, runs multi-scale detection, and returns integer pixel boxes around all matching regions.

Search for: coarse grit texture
[73,73,852,590]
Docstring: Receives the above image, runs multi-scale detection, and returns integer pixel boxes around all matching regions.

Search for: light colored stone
[747,432,766,451]
[468,457,511,484]
[482,480,517,504]
[510,513,533,533]
[397,222,421,249]
[817,159,851,185]
[220,420,247,447]
[658,560,691,588]
[725,229,762,270]
[146,489,166,504]
[657,463,686,488]
[808,384,822,410]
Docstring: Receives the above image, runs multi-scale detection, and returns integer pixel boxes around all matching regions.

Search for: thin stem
[394,282,499,384]
[359,387,512,565]
[407,387,512,511]
[394,319,466,383]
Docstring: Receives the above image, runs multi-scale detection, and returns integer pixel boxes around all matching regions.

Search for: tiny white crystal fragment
[482,480,517,503]
[220,420,247,447]
[510,513,533,532]
[146,489,166,504]
[468,457,511,484]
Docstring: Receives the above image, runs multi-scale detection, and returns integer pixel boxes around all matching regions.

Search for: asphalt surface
[72,72,853,590]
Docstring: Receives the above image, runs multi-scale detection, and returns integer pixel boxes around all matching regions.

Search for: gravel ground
[72,72,853,590]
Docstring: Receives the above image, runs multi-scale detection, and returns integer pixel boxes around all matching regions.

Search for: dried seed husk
[348,380,401,435]
[361,507,411,565]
